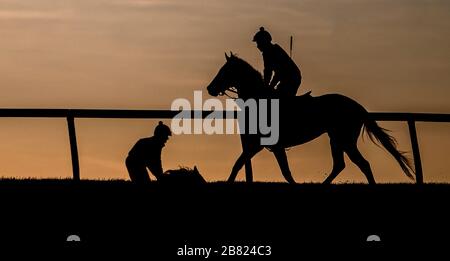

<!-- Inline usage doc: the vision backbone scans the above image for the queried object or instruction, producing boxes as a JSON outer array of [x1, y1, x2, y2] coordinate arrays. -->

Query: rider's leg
[[276, 77, 301, 97], [273, 148, 296, 184], [126, 157, 151, 184]]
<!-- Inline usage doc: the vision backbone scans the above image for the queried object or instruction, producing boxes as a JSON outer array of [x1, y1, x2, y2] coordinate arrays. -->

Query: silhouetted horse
[[207, 53, 415, 184]]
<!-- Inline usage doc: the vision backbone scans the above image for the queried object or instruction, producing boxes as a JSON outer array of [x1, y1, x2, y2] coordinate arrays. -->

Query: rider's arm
[[269, 73, 281, 89], [263, 67, 272, 88], [147, 159, 163, 180], [263, 54, 273, 88]]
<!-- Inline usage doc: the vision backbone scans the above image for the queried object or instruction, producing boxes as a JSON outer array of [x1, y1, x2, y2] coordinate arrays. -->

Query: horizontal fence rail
[[0, 109, 449, 183]]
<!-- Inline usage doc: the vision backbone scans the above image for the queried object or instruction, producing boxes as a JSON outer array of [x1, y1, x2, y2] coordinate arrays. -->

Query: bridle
[[219, 87, 239, 99]]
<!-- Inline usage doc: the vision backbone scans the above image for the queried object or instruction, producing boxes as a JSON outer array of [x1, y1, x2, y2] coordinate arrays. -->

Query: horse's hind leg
[[345, 144, 376, 185], [273, 148, 296, 184], [323, 139, 345, 184]]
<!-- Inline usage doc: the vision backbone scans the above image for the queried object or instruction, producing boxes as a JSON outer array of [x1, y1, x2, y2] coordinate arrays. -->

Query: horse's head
[[207, 52, 264, 99], [207, 52, 238, 97]]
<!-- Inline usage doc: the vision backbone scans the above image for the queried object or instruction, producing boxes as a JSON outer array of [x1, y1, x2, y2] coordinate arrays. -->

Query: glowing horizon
[[0, 0, 449, 183]]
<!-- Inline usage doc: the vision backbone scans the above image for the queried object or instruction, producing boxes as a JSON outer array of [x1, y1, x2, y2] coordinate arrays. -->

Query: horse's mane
[[230, 55, 264, 87]]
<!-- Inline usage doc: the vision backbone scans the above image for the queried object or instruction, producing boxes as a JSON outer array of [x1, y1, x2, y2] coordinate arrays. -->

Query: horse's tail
[[363, 118, 415, 180]]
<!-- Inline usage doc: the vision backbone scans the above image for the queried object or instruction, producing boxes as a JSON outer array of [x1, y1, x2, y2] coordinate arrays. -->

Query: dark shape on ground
[[0, 180, 447, 252], [159, 166, 206, 185]]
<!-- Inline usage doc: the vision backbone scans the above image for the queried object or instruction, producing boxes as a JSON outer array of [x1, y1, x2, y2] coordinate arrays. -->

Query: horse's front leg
[[228, 145, 263, 183], [272, 148, 296, 184]]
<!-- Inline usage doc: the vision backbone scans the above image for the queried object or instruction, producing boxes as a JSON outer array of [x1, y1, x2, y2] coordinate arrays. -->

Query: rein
[[220, 87, 239, 99]]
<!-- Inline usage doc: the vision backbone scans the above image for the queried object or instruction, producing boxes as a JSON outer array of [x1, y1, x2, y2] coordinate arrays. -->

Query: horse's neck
[[237, 76, 266, 99]]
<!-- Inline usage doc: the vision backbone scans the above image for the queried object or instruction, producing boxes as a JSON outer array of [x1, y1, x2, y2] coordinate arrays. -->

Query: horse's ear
[[230, 51, 234, 57], [193, 166, 199, 175], [225, 52, 230, 61]]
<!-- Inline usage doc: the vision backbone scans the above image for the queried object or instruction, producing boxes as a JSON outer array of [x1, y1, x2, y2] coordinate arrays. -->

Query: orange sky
[[0, 0, 449, 183]]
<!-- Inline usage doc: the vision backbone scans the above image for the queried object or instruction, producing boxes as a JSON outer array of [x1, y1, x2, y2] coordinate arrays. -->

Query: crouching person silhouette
[[126, 121, 172, 184]]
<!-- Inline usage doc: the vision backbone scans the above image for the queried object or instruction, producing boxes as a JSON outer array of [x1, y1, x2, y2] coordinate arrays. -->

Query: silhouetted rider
[[126, 121, 172, 184], [253, 27, 302, 98]]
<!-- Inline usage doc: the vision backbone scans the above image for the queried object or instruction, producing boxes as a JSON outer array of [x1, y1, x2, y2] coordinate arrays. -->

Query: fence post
[[407, 120, 423, 184], [240, 134, 254, 183], [67, 113, 80, 181]]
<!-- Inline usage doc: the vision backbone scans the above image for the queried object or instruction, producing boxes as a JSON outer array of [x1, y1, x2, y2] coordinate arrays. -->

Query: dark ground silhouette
[[159, 166, 206, 184], [0, 179, 448, 255]]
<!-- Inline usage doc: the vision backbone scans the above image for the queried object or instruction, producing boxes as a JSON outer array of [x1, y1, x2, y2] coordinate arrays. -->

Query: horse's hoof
[[322, 179, 332, 185]]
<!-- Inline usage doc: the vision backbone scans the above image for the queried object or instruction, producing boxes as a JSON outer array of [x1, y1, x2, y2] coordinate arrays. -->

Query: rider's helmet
[[154, 121, 172, 137], [253, 27, 272, 43]]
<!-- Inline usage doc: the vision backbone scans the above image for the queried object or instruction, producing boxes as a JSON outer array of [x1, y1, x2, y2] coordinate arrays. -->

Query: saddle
[[297, 90, 312, 100], [281, 90, 313, 108], [266, 90, 312, 100], [300, 90, 312, 97]]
